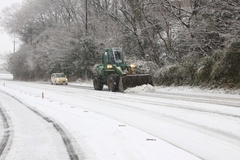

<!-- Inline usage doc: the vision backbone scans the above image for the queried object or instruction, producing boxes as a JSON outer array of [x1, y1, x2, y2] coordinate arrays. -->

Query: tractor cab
[[103, 48, 124, 66]]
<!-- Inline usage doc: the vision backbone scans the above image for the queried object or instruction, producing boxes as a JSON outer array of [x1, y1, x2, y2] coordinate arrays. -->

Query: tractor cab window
[[108, 51, 115, 64], [106, 49, 123, 64], [113, 51, 123, 63]]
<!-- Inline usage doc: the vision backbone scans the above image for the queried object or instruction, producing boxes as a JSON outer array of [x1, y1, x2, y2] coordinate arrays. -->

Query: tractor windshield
[[108, 51, 115, 64], [106, 49, 123, 64], [113, 51, 123, 63]]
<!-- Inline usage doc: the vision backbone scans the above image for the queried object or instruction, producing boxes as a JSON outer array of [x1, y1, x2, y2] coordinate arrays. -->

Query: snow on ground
[[0, 82, 201, 160], [125, 84, 156, 93], [70, 80, 240, 96], [1, 73, 240, 95], [0, 92, 69, 160], [70, 77, 240, 95], [156, 85, 240, 95], [0, 74, 13, 80], [0, 74, 240, 160]]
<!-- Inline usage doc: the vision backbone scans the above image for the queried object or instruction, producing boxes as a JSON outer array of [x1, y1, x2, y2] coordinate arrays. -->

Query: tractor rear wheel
[[93, 75, 103, 90], [107, 74, 119, 92]]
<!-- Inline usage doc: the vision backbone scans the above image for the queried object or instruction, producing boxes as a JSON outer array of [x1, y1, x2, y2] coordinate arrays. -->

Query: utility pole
[[85, 0, 88, 34], [13, 37, 16, 54]]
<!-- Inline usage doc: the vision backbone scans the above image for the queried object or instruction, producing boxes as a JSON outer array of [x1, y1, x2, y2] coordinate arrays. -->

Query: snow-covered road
[[0, 74, 240, 160]]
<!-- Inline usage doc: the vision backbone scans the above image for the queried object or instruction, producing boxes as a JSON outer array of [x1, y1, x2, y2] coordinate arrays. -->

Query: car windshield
[[56, 73, 65, 77]]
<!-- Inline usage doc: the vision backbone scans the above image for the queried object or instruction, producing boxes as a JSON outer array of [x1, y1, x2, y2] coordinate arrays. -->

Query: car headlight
[[107, 64, 113, 69]]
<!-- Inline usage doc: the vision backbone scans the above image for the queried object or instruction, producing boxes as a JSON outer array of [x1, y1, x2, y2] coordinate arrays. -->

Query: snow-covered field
[[0, 74, 240, 160]]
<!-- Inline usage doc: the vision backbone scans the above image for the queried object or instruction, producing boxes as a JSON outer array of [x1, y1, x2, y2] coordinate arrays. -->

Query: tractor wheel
[[93, 75, 103, 90], [107, 74, 119, 92]]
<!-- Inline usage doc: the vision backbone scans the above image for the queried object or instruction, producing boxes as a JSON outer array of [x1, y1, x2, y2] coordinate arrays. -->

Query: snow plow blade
[[118, 74, 153, 92]]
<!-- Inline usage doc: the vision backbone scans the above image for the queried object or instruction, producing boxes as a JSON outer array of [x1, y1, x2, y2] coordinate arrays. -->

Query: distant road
[[0, 73, 13, 81]]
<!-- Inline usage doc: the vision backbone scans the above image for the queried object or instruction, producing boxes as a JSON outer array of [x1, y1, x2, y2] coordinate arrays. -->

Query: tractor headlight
[[107, 64, 113, 69], [130, 64, 136, 68]]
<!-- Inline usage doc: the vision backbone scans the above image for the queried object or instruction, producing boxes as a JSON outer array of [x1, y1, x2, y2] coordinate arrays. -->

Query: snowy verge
[[155, 85, 240, 95], [70, 79, 240, 95]]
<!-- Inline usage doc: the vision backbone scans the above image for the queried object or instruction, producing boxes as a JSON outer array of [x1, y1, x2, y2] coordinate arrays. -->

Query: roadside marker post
[[42, 92, 44, 99]]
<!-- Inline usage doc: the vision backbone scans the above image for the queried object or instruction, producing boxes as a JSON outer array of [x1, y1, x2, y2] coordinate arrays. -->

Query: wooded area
[[1, 0, 240, 88]]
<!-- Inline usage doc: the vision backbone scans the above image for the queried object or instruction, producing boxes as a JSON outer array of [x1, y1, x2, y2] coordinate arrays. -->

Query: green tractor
[[93, 48, 153, 92]]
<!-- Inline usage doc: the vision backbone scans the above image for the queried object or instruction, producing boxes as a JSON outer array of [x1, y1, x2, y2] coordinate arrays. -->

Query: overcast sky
[[0, 0, 23, 55]]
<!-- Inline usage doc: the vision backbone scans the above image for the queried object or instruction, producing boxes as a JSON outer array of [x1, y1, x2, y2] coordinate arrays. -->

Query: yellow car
[[51, 73, 68, 85]]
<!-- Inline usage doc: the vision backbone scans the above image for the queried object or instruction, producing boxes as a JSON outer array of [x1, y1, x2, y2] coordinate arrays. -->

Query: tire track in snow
[[92, 92, 240, 118], [1, 91, 79, 160], [80, 92, 240, 156], [55, 83, 240, 118], [0, 107, 11, 158], [107, 91, 240, 140], [151, 91, 240, 108]]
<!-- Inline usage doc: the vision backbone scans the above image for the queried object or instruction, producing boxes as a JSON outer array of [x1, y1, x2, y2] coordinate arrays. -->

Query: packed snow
[[0, 74, 240, 160], [125, 84, 156, 93]]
